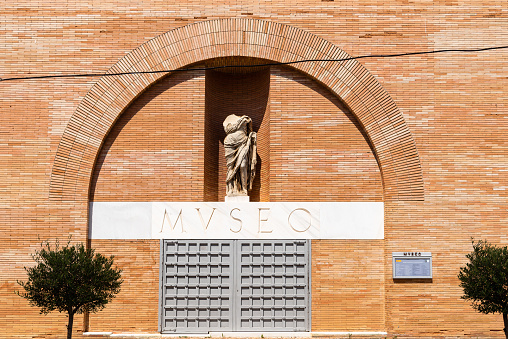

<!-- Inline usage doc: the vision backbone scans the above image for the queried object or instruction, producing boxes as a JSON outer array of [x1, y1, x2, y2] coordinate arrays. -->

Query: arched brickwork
[[49, 18, 424, 201]]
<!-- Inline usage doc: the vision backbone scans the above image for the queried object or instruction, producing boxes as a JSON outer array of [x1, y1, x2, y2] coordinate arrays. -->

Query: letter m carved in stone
[[159, 209, 184, 233]]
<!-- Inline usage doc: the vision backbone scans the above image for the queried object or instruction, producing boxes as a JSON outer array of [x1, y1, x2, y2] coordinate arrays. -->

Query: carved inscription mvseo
[[155, 203, 316, 239]]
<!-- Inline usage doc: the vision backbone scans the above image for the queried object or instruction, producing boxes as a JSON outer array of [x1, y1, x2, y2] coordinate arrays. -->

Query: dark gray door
[[160, 240, 310, 333]]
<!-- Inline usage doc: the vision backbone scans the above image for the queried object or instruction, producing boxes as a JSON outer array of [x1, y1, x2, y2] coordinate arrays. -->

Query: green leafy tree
[[458, 239, 508, 339], [17, 240, 123, 339]]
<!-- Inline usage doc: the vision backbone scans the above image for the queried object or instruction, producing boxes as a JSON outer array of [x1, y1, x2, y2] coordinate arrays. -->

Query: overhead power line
[[1, 45, 507, 82]]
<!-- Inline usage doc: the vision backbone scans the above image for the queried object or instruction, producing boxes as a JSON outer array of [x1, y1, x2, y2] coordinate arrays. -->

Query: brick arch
[[49, 18, 424, 201]]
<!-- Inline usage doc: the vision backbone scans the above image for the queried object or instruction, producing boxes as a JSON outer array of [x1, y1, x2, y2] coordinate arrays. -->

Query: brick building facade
[[1, 1, 507, 338]]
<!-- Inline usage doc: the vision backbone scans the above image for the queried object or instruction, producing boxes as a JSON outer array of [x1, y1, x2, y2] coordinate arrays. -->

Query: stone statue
[[223, 114, 257, 196]]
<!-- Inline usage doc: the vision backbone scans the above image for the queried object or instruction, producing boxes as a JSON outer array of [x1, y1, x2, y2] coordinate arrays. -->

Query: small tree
[[17, 240, 123, 339], [458, 239, 508, 339]]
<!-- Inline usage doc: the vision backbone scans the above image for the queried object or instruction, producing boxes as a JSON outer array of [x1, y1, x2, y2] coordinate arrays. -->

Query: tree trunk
[[503, 312, 508, 339], [67, 311, 74, 339]]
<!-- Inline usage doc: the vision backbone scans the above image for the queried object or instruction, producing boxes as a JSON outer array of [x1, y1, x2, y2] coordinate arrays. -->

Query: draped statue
[[223, 115, 257, 196]]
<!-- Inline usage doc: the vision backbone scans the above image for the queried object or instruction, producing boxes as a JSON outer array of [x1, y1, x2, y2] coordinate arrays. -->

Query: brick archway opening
[[49, 18, 424, 202]]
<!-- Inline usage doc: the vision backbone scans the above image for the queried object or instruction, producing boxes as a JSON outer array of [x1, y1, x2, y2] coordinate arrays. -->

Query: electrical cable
[[1, 45, 507, 82]]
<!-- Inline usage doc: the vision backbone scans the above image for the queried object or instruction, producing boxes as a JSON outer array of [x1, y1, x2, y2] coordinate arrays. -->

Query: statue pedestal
[[225, 195, 250, 202]]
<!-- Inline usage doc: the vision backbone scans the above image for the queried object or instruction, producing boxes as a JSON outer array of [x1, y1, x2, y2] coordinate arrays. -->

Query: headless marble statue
[[223, 114, 257, 196]]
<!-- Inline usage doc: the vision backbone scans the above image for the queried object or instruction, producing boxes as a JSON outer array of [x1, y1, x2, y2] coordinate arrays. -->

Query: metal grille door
[[160, 241, 234, 332], [161, 240, 310, 333], [237, 240, 309, 331]]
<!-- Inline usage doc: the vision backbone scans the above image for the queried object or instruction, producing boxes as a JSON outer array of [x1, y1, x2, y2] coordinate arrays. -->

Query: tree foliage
[[458, 239, 508, 314], [17, 240, 123, 339], [458, 239, 508, 339]]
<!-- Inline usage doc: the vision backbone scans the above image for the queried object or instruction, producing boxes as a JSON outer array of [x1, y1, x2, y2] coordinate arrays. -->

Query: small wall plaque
[[392, 252, 432, 279]]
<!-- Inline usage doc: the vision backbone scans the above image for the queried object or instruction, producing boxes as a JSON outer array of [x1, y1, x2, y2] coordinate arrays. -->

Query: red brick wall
[[2, 2, 507, 338], [269, 66, 383, 202], [312, 240, 385, 331], [90, 70, 206, 202], [88, 240, 160, 333]]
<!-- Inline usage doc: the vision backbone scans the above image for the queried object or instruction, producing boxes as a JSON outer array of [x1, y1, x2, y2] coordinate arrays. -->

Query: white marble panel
[[89, 202, 152, 239], [320, 202, 384, 239], [89, 202, 384, 240]]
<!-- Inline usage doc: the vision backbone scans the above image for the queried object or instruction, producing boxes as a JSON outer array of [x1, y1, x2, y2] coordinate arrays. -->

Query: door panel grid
[[237, 241, 309, 331], [161, 240, 310, 333], [161, 241, 234, 332]]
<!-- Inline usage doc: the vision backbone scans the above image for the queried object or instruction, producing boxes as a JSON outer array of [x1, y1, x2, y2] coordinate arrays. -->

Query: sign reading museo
[[89, 202, 384, 240]]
